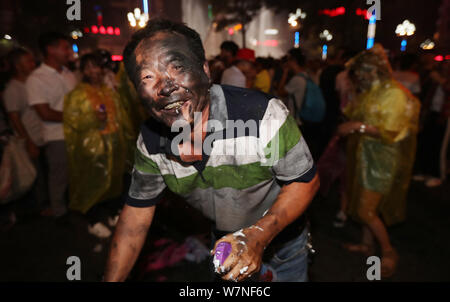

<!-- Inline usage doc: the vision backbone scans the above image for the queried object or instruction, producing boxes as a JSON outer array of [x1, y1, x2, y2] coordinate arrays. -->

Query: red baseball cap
[[235, 48, 255, 62]]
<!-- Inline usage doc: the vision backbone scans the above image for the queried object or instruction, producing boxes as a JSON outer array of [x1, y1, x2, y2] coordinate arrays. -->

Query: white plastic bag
[[0, 136, 36, 204]]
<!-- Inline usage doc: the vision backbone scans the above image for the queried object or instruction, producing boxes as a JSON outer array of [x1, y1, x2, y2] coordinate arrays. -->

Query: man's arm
[[32, 104, 63, 122], [104, 204, 155, 281], [214, 173, 320, 281], [249, 173, 319, 247]]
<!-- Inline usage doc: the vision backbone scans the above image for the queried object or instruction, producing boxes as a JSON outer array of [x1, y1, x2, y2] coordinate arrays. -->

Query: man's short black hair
[[288, 48, 306, 67], [38, 32, 70, 57], [123, 18, 206, 86], [220, 41, 239, 57]]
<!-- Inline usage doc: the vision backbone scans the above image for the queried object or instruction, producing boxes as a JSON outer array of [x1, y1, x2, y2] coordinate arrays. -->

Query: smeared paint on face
[[133, 32, 211, 127]]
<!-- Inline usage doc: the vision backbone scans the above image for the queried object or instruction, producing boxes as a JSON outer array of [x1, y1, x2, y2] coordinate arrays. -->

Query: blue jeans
[[262, 227, 309, 282]]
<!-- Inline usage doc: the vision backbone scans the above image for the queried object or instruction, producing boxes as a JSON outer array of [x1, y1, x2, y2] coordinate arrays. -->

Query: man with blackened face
[[134, 31, 211, 127], [105, 19, 319, 283]]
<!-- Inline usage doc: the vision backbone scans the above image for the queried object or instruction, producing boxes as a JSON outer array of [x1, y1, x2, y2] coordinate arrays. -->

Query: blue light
[[367, 38, 374, 49], [143, 0, 149, 14], [322, 44, 328, 60], [294, 32, 300, 47], [401, 39, 407, 52], [369, 9, 376, 24], [72, 44, 78, 53], [366, 9, 376, 49]]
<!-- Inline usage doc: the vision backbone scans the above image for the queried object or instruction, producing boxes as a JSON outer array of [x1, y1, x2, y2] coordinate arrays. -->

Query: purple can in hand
[[214, 242, 232, 266]]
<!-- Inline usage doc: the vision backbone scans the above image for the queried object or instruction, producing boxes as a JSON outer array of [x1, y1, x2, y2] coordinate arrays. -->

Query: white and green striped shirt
[[127, 84, 315, 232]]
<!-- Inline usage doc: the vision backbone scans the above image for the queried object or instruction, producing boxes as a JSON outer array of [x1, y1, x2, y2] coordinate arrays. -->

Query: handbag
[[0, 136, 37, 204]]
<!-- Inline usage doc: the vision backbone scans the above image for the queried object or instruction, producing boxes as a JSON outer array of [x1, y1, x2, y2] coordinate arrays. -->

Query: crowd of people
[[206, 40, 449, 277], [0, 32, 147, 238], [0, 18, 449, 281]]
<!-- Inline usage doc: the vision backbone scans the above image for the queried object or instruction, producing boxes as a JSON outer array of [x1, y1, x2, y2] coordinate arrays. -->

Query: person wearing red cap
[[221, 48, 256, 89]]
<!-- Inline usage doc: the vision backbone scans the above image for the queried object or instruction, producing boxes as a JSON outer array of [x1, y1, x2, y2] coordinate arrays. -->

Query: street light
[[420, 39, 435, 50], [396, 20, 416, 52], [320, 29, 333, 41], [128, 7, 149, 28], [288, 8, 306, 47], [319, 30, 332, 60], [288, 8, 306, 28], [366, 12, 376, 49]]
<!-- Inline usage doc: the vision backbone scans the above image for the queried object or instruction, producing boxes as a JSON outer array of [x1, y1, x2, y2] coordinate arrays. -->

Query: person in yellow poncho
[[115, 62, 148, 165], [63, 53, 128, 217], [336, 44, 420, 278]]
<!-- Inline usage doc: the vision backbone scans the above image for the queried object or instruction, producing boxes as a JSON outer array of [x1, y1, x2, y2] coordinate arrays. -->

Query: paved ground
[[0, 179, 449, 282]]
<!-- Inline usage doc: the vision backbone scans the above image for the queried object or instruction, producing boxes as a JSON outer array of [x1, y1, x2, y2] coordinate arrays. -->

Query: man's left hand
[[212, 227, 267, 282]]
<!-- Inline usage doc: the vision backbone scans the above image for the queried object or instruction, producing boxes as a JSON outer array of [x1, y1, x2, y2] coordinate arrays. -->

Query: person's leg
[[31, 148, 48, 212], [357, 189, 398, 277], [45, 140, 68, 217], [357, 190, 391, 250], [334, 148, 348, 227]]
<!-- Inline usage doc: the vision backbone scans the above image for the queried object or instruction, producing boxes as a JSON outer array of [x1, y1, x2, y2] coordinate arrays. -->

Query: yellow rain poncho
[[343, 44, 421, 226], [115, 62, 148, 165], [63, 83, 129, 214], [344, 80, 420, 226], [116, 63, 148, 136]]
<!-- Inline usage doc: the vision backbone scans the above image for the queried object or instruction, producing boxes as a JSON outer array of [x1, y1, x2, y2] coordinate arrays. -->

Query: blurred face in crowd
[[349, 64, 379, 92], [286, 55, 299, 71], [16, 53, 36, 77], [220, 49, 233, 65], [237, 60, 255, 79], [82, 60, 103, 85], [133, 32, 211, 128], [47, 39, 73, 66]]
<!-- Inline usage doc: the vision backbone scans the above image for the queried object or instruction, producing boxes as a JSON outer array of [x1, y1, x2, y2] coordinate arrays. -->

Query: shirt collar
[[209, 84, 228, 132]]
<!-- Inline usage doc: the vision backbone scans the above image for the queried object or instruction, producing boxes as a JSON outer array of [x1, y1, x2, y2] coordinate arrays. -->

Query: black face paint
[[133, 32, 211, 128]]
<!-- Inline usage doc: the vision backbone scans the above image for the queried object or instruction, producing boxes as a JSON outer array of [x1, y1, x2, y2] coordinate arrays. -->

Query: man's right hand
[[104, 204, 155, 282]]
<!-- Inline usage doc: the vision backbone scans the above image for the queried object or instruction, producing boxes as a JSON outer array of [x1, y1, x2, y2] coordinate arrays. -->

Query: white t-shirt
[[26, 64, 77, 142], [285, 74, 307, 125], [3, 79, 45, 146], [221, 66, 246, 88]]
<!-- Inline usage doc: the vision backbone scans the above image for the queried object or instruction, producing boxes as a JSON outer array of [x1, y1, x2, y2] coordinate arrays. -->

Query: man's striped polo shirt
[[127, 84, 316, 232]]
